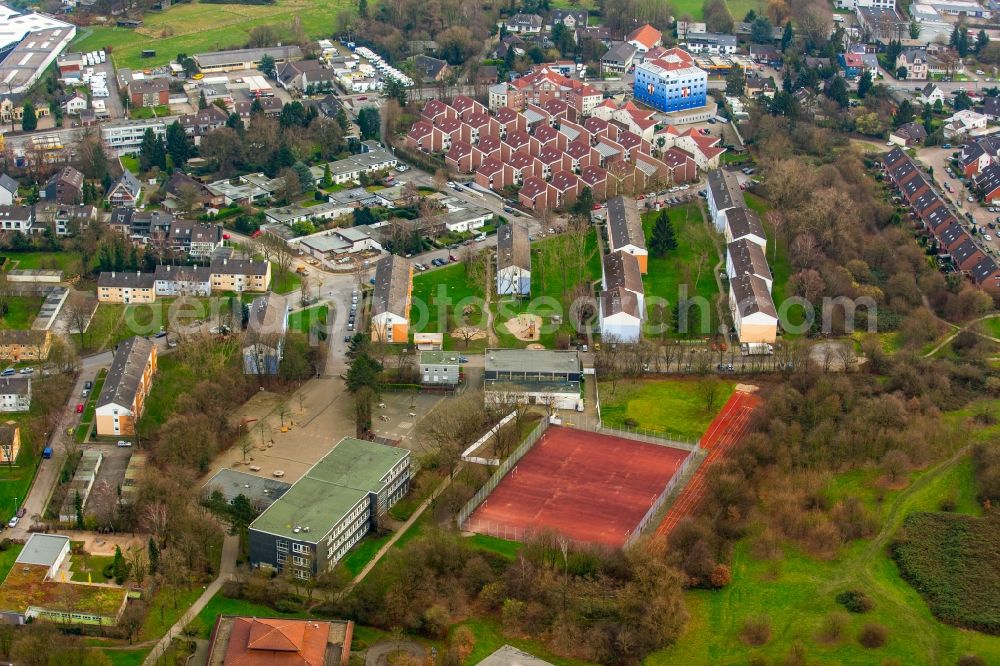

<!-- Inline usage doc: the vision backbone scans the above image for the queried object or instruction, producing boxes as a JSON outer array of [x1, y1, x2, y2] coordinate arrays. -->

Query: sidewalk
[[142, 533, 239, 666]]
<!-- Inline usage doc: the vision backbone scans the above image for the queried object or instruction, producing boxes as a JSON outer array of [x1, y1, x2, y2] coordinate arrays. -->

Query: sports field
[[465, 426, 691, 547], [73, 0, 352, 70], [656, 388, 760, 536]]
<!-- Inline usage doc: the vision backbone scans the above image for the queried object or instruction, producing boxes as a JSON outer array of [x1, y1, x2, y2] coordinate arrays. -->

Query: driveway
[[915, 145, 1000, 252]]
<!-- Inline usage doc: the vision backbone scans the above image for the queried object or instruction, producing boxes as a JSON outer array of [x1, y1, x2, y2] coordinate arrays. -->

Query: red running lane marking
[[655, 391, 760, 537]]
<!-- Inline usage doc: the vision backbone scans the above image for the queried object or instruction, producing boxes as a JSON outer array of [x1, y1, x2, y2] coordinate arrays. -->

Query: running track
[[655, 390, 761, 537]]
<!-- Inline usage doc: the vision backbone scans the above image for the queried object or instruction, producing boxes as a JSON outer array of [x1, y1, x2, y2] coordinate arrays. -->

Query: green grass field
[[0, 440, 39, 525], [0, 545, 24, 582], [189, 591, 311, 639], [666, 0, 765, 20], [649, 451, 1000, 665], [73, 0, 352, 70], [411, 262, 481, 336], [287, 305, 328, 335], [99, 648, 151, 666], [641, 204, 719, 338], [1, 251, 85, 275], [139, 585, 204, 641], [140, 344, 239, 429], [271, 267, 303, 295], [465, 534, 523, 559], [0, 296, 42, 330], [69, 553, 116, 583], [341, 532, 392, 576], [598, 378, 734, 442]]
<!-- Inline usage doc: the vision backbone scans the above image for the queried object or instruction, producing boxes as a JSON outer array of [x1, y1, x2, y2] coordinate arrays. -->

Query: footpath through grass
[[648, 447, 1000, 665], [598, 378, 734, 442]]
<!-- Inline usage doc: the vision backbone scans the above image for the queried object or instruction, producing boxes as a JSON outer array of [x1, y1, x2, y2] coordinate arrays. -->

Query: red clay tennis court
[[464, 426, 691, 547]]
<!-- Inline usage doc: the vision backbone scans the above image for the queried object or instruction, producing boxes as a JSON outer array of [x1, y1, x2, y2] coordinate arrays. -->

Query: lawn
[[287, 305, 329, 335], [81, 303, 126, 354], [666, 0, 764, 20], [271, 266, 303, 295], [979, 315, 1000, 339], [189, 591, 311, 639], [341, 533, 392, 576], [465, 534, 523, 559], [139, 585, 204, 641], [73, 0, 353, 70], [100, 649, 151, 666], [119, 155, 141, 174], [641, 204, 720, 338], [129, 105, 170, 120], [140, 344, 240, 430], [598, 378, 734, 443], [0, 544, 23, 582], [0, 296, 42, 330], [648, 450, 1000, 665], [454, 617, 597, 666], [69, 553, 116, 583], [494, 228, 603, 348], [411, 262, 482, 336], [1, 251, 84, 275], [0, 442, 39, 525]]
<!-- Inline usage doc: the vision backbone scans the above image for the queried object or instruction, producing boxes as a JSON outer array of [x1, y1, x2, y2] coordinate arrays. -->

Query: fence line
[[561, 414, 701, 451], [462, 517, 597, 550], [623, 446, 705, 547], [460, 410, 517, 466], [456, 417, 550, 529]]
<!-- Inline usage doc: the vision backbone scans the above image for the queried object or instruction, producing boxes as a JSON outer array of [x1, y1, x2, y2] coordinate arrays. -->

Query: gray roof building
[[602, 250, 643, 294], [16, 534, 70, 569], [725, 206, 765, 242], [202, 468, 292, 509], [496, 223, 531, 271], [728, 238, 772, 283], [372, 255, 411, 318], [97, 336, 155, 411], [97, 271, 155, 289], [605, 196, 646, 252], [731, 273, 777, 319]]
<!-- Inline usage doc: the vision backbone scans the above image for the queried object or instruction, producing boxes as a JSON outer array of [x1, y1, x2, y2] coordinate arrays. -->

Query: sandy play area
[[504, 314, 542, 341]]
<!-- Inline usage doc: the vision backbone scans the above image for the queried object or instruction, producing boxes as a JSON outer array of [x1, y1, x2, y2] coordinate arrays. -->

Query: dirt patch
[[451, 326, 486, 341], [526, 343, 546, 350], [503, 313, 542, 341]]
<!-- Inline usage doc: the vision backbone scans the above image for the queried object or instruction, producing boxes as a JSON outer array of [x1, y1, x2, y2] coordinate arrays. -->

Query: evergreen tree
[[781, 21, 794, 51], [148, 538, 159, 575], [335, 106, 350, 130], [74, 491, 84, 529], [358, 0, 368, 18], [825, 75, 849, 108], [570, 186, 594, 219], [165, 120, 191, 167], [323, 163, 333, 188], [226, 112, 244, 132], [250, 97, 264, 116], [21, 101, 36, 132], [649, 210, 677, 257], [977, 29, 990, 54], [139, 127, 166, 171], [725, 67, 745, 96], [384, 77, 407, 106], [893, 99, 914, 128], [198, 90, 207, 110], [358, 107, 380, 140], [782, 69, 792, 93], [857, 70, 873, 98], [112, 545, 128, 584], [259, 54, 277, 79]]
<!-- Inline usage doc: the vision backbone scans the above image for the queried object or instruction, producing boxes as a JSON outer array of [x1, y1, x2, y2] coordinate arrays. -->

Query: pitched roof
[[731, 273, 777, 319], [109, 169, 142, 198], [728, 238, 772, 283], [98, 271, 155, 289], [548, 170, 579, 192], [0, 174, 17, 194], [603, 250, 643, 294], [725, 206, 765, 241], [371, 255, 411, 318], [413, 54, 449, 80], [627, 23, 662, 49], [0, 376, 30, 397], [519, 175, 548, 199], [976, 163, 1000, 194], [97, 336, 154, 410], [706, 168, 744, 212], [605, 196, 645, 252], [601, 285, 641, 319], [497, 222, 531, 271], [222, 617, 332, 666]]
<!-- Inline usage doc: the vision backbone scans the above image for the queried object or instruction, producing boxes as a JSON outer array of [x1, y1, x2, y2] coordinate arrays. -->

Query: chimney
[[111, 271, 116, 278]]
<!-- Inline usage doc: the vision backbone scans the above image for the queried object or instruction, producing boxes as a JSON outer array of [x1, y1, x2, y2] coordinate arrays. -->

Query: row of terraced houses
[[884, 147, 1000, 290], [405, 69, 724, 211]]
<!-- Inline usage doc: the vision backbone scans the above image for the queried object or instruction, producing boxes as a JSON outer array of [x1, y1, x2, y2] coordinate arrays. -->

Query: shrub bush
[[836, 589, 874, 613], [0, 539, 11, 552], [816, 611, 850, 644], [102, 563, 115, 580], [274, 598, 303, 613], [957, 655, 987, 666], [740, 614, 771, 646], [857, 622, 888, 648]]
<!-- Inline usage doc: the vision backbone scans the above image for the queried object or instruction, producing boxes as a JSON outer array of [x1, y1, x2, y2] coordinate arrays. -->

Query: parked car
[[84, 380, 93, 390], [117, 440, 132, 447], [0, 368, 14, 377], [7, 517, 17, 529], [82, 389, 89, 398], [18, 368, 32, 375], [76, 403, 84, 413]]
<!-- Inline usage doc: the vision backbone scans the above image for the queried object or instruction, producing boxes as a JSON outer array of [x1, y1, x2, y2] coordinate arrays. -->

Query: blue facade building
[[633, 47, 707, 113]]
